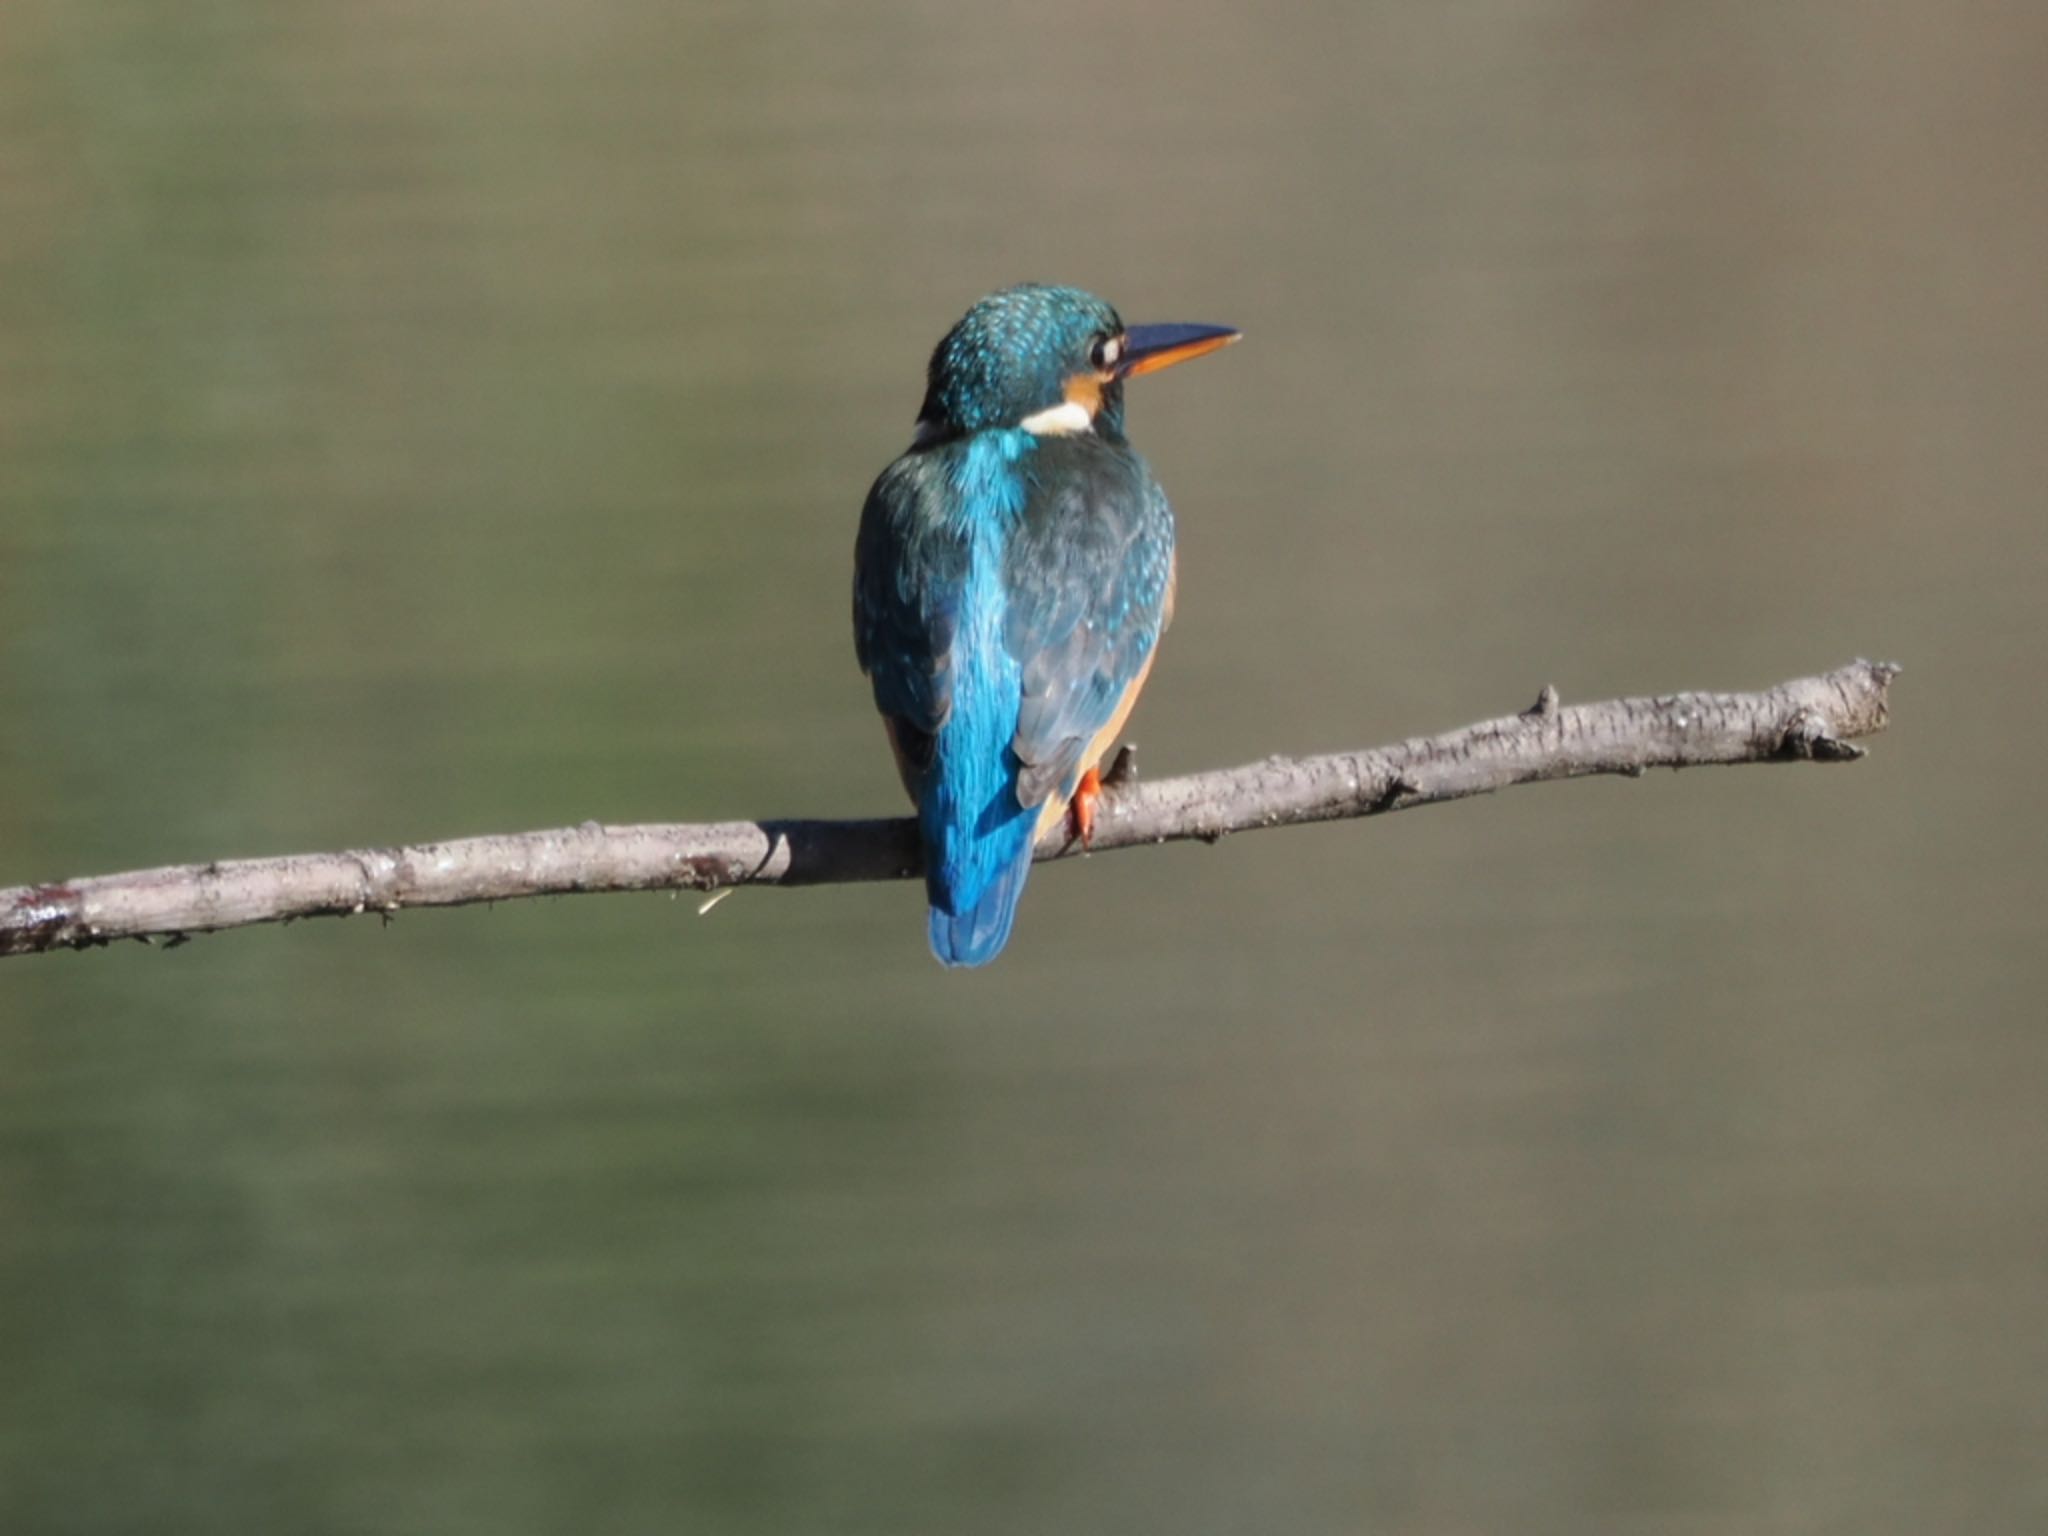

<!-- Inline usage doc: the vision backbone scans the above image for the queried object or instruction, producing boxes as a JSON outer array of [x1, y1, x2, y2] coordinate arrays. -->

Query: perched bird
[[854, 284, 1238, 967]]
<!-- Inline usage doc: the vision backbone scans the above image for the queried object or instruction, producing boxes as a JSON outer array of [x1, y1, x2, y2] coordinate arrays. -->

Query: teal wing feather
[[1003, 437, 1175, 807], [853, 453, 964, 772]]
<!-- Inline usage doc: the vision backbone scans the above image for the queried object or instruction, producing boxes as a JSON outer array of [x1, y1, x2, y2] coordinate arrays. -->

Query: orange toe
[[1068, 767, 1103, 848]]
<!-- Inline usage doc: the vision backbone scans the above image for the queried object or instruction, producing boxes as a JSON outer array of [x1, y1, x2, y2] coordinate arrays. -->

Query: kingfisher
[[853, 283, 1239, 967]]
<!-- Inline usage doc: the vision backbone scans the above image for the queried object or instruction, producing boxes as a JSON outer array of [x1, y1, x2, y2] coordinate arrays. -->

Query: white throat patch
[[1017, 400, 1095, 436]]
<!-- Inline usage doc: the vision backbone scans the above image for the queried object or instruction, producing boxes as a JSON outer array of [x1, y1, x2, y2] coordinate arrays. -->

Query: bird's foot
[[1066, 767, 1103, 849]]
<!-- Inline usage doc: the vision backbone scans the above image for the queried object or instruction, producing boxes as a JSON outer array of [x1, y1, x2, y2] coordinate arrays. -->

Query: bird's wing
[[1002, 442, 1175, 808], [853, 454, 965, 771]]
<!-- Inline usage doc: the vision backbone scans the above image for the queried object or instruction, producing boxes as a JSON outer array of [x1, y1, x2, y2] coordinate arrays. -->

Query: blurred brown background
[[2, 4, 2044, 1533]]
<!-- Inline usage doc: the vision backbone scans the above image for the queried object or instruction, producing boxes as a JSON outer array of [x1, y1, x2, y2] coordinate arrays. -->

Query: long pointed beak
[[1118, 321, 1241, 379]]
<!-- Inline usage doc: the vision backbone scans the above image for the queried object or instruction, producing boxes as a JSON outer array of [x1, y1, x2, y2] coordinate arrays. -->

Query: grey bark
[[0, 660, 1899, 958]]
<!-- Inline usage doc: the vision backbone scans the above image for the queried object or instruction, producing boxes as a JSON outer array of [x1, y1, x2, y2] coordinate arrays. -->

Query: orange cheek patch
[[1063, 373, 1104, 417]]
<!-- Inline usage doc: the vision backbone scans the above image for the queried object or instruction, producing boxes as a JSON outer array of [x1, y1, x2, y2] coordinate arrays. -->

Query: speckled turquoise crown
[[919, 284, 1124, 434]]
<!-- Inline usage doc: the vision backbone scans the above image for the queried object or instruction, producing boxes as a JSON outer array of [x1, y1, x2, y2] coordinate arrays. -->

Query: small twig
[[0, 660, 1899, 959]]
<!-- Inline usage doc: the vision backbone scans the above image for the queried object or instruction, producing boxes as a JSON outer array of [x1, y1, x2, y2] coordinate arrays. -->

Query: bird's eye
[[1090, 334, 1124, 373]]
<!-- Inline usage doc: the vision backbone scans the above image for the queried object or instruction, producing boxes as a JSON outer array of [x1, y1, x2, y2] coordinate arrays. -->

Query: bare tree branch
[[0, 660, 1899, 959]]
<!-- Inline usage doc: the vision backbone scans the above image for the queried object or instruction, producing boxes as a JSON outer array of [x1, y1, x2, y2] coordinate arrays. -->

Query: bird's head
[[914, 283, 1237, 445]]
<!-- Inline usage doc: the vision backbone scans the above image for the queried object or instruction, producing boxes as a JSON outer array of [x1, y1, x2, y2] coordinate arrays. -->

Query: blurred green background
[[3, 3, 2045, 1532]]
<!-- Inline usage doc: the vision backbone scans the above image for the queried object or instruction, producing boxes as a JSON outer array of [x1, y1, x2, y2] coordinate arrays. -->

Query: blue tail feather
[[925, 818, 1036, 967]]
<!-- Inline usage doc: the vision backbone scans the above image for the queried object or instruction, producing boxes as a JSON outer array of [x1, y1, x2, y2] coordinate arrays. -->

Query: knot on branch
[[1, 885, 88, 956], [1369, 773, 1421, 814], [1776, 707, 1865, 762]]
